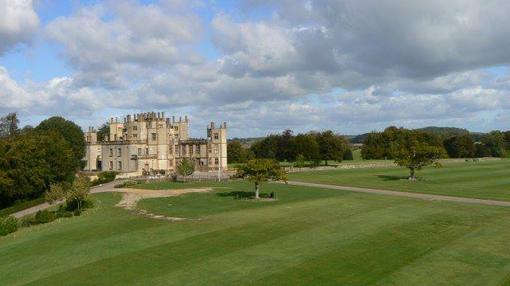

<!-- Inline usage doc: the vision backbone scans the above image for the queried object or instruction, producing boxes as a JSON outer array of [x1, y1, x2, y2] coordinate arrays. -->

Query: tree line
[[228, 130, 352, 165], [361, 126, 510, 160], [0, 113, 85, 209]]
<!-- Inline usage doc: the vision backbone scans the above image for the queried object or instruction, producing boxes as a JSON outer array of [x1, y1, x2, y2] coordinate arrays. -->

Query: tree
[[504, 131, 510, 151], [393, 131, 446, 180], [236, 159, 287, 199], [294, 154, 306, 167], [444, 135, 475, 158], [66, 175, 90, 211], [482, 131, 506, 157], [0, 112, 19, 138], [176, 159, 195, 182], [227, 141, 253, 163], [293, 133, 320, 163], [35, 116, 85, 169], [316, 130, 349, 165], [96, 122, 110, 142], [45, 183, 66, 204], [0, 131, 75, 208], [250, 135, 279, 159]]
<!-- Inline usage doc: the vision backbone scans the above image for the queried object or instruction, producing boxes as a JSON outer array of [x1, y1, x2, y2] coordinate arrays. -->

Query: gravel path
[[285, 181, 510, 207]]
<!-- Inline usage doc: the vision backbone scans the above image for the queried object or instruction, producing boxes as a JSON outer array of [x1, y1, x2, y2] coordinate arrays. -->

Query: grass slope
[[289, 159, 510, 201], [2, 181, 510, 285]]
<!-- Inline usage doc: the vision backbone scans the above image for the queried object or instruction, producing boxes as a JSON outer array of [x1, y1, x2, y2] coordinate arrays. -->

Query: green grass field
[[2, 176, 510, 285], [289, 159, 510, 201]]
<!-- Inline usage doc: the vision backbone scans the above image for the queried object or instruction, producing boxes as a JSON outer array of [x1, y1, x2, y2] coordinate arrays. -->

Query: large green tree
[[236, 159, 287, 199], [35, 116, 85, 169], [393, 130, 446, 180], [0, 131, 75, 207]]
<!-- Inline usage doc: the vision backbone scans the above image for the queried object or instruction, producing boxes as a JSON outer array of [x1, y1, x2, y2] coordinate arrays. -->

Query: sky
[[1, 0, 509, 138]]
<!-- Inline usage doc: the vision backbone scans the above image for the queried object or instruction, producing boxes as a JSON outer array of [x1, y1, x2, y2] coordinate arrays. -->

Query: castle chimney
[[223, 122, 227, 128], [185, 115, 188, 122], [210, 122, 215, 129], [172, 116, 175, 123], [179, 116, 182, 122], [161, 112, 165, 118]]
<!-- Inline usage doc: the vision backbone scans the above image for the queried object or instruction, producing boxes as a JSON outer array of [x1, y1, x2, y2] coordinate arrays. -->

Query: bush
[[0, 216, 19, 236], [91, 171, 118, 186], [66, 198, 93, 212], [34, 210, 56, 224]]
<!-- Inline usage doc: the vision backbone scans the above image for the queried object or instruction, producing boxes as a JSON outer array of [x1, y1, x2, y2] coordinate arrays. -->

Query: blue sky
[[0, 0, 509, 137]]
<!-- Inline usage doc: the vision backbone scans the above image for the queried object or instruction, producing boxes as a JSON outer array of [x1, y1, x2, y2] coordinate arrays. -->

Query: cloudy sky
[[1, 0, 509, 137]]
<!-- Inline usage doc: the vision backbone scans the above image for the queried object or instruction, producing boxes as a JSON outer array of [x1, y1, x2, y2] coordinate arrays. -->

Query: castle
[[83, 112, 227, 176]]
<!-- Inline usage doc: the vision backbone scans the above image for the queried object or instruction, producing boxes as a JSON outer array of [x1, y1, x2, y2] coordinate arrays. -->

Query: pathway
[[285, 181, 510, 207]]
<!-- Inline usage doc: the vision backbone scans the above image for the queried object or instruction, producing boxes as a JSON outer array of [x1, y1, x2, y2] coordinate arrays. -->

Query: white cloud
[[0, 0, 39, 54]]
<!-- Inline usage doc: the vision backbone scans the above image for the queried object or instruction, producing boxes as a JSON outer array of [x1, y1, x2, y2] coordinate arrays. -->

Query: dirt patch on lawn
[[114, 187, 213, 221]]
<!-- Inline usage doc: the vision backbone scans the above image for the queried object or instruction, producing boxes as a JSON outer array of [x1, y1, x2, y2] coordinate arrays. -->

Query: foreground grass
[[3, 180, 510, 285], [289, 159, 510, 201]]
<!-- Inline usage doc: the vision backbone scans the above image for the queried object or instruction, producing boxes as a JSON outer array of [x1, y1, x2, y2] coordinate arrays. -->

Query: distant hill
[[348, 126, 482, 144], [228, 137, 264, 148], [414, 126, 470, 139]]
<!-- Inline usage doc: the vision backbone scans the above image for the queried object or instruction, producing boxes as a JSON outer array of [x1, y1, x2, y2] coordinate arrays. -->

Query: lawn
[[289, 159, 510, 201], [3, 180, 510, 285]]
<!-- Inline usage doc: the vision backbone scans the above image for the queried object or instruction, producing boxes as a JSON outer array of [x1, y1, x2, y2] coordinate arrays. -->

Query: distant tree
[[96, 122, 110, 142], [443, 135, 475, 158], [294, 154, 306, 167], [236, 159, 287, 199], [227, 141, 254, 163], [504, 131, 510, 151], [361, 132, 386, 159], [316, 130, 349, 165], [35, 116, 85, 169], [393, 130, 446, 180], [277, 129, 295, 161], [250, 135, 279, 159], [343, 149, 354, 160], [293, 133, 320, 163], [0, 112, 19, 138], [176, 159, 195, 182], [481, 131, 506, 157], [475, 143, 491, 158]]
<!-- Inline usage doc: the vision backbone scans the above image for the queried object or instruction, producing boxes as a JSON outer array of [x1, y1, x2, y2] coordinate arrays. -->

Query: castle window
[[146, 148, 149, 155], [138, 148, 142, 156], [214, 133, 219, 140], [109, 148, 113, 157], [133, 134, 137, 138], [215, 158, 219, 165], [151, 133, 157, 141], [109, 161, 113, 170], [133, 126, 137, 130], [118, 161, 122, 170], [118, 148, 122, 157]]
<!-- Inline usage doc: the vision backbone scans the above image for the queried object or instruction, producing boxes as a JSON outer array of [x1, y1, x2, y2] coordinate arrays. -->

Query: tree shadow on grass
[[216, 191, 274, 200], [377, 175, 409, 181]]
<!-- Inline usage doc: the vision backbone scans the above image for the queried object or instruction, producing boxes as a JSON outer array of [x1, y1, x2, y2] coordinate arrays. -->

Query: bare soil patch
[[114, 187, 213, 221]]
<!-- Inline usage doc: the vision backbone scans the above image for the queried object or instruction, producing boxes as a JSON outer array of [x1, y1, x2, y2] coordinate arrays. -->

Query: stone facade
[[83, 112, 227, 176]]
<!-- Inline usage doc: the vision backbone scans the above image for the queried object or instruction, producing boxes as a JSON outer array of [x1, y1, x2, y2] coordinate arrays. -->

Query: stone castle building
[[83, 112, 227, 176]]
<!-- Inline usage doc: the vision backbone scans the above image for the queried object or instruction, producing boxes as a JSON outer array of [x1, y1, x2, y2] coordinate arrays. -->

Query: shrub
[[34, 210, 56, 224], [0, 216, 19, 236], [91, 171, 118, 186]]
